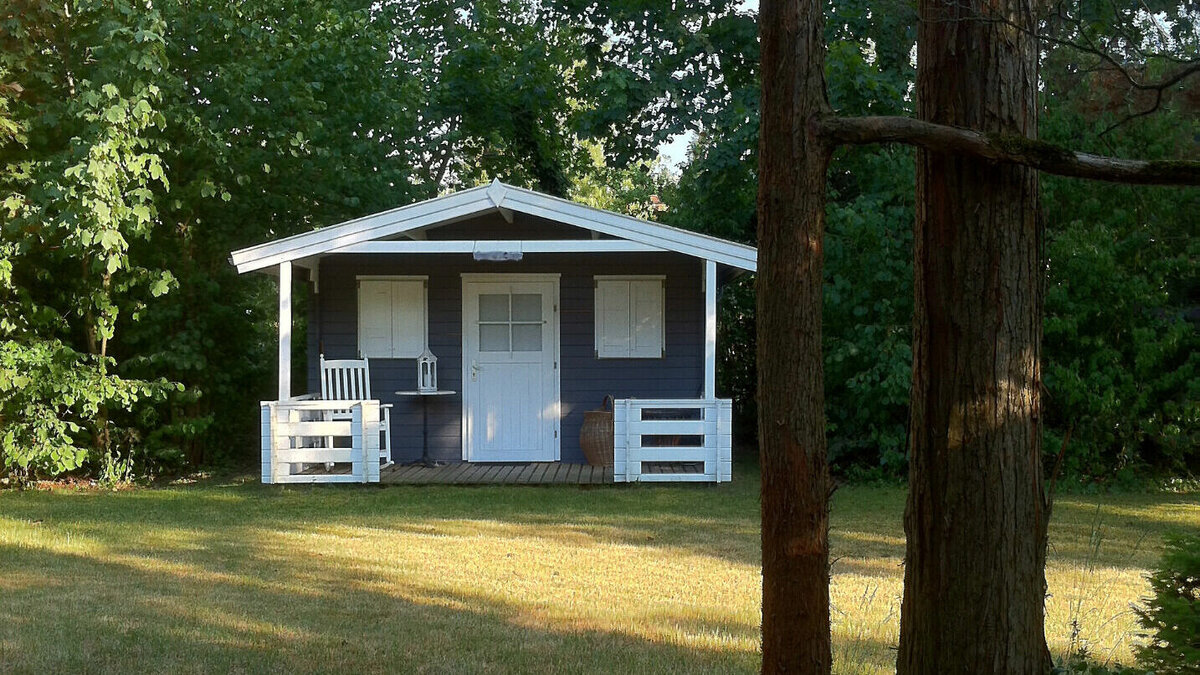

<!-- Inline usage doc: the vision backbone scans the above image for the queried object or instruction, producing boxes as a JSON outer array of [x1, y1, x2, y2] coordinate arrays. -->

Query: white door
[[463, 277, 559, 461]]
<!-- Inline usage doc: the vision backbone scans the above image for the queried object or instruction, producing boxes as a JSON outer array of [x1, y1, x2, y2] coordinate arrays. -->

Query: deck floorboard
[[299, 461, 675, 484], [396, 462, 609, 485]]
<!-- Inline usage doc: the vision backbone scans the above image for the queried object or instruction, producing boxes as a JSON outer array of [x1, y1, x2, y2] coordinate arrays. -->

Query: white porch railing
[[260, 397, 382, 484], [613, 398, 732, 483]]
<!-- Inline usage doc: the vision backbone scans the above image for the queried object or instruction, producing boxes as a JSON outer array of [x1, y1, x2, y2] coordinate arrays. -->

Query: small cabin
[[230, 180, 756, 484]]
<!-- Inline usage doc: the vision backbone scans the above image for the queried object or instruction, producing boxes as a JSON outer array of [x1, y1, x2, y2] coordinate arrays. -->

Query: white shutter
[[358, 280, 393, 358], [391, 280, 426, 357], [595, 277, 664, 359], [595, 280, 631, 357], [630, 279, 664, 358]]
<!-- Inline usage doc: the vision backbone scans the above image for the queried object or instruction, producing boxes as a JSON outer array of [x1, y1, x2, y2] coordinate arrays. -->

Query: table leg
[[421, 396, 432, 467]]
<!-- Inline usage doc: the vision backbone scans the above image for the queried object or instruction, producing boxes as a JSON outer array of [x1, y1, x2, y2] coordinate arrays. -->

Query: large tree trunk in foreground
[[898, 0, 1051, 671], [756, 0, 833, 671]]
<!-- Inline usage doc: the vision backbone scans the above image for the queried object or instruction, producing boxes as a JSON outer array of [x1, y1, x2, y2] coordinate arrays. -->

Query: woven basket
[[580, 395, 615, 467]]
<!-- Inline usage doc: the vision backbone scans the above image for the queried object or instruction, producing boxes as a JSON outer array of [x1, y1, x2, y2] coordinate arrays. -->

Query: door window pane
[[511, 294, 542, 322], [479, 324, 509, 351], [511, 324, 542, 351], [479, 294, 509, 322]]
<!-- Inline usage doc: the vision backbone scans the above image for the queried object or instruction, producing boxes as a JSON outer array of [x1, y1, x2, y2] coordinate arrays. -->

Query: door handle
[[471, 361, 480, 381]]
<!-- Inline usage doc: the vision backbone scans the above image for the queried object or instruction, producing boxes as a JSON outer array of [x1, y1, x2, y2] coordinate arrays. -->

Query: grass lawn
[[1, 470, 1195, 674]]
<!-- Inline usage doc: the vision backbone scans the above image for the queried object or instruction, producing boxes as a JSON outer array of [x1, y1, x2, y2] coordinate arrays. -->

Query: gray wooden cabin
[[230, 180, 757, 484]]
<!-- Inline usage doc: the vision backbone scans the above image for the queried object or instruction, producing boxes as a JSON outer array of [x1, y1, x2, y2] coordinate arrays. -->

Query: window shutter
[[630, 279, 664, 358], [594, 277, 664, 359], [358, 280, 393, 358], [390, 280, 426, 357], [595, 280, 631, 357]]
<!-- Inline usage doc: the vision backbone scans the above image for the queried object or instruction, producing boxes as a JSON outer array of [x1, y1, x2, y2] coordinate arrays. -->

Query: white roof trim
[[230, 179, 757, 273]]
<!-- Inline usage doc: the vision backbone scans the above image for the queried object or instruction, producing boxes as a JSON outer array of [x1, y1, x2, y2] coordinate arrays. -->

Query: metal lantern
[[417, 348, 438, 393]]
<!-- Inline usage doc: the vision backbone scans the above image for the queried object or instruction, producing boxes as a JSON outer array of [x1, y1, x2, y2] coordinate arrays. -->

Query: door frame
[[460, 273, 561, 462]]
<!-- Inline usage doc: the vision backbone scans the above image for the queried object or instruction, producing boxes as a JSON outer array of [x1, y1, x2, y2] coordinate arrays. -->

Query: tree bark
[[756, 0, 834, 672], [897, 0, 1051, 672]]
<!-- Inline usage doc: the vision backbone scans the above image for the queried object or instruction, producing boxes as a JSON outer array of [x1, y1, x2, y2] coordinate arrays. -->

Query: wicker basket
[[580, 395, 615, 467]]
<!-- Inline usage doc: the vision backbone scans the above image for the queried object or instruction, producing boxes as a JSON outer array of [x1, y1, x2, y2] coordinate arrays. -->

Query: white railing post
[[362, 401, 381, 483], [351, 404, 365, 483], [613, 402, 626, 482], [716, 399, 732, 482], [625, 398, 636, 482], [285, 406, 301, 478], [261, 403, 274, 484]]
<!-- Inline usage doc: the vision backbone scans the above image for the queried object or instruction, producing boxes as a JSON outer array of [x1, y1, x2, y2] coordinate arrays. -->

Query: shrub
[[1134, 534, 1200, 673]]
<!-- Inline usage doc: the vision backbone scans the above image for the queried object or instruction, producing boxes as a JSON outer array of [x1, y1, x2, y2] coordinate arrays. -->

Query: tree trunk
[[756, 0, 834, 672], [898, 0, 1051, 672]]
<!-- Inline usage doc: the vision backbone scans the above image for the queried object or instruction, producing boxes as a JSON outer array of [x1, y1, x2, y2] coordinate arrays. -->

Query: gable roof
[[229, 179, 757, 273]]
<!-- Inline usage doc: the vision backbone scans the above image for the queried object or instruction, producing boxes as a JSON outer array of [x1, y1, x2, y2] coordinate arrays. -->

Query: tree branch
[[816, 115, 1200, 186]]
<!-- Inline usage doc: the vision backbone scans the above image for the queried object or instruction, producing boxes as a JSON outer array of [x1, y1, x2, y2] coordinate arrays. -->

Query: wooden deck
[[381, 462, 612, 484], [296, 462, 612, 484], [298, 461, 712, 484]]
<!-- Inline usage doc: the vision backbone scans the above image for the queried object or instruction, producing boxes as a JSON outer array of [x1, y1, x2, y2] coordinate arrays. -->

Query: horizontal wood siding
[[311, 251, 704, 463]]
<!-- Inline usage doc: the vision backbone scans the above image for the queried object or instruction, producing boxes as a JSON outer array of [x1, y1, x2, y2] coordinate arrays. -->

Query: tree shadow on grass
[[0, 481, 765, 568], [0, 542, 762, 674], [2, 478, 1185, 580]]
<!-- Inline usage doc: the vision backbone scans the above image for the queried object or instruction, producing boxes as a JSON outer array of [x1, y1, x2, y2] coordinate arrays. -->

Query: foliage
[[1040, 37, 1200, 479], [409, 0, 591, 195], [118, 0, 431, 467], [559, 0, 758, 166], [0, 339, 160, 481], [0, 0, 179, 479], [823, 149, 914, 476], [1134, 534, 1200, 673]]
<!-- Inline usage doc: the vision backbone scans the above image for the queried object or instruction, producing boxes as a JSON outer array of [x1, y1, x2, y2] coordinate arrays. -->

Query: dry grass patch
[[0, 472, 1193, 673]]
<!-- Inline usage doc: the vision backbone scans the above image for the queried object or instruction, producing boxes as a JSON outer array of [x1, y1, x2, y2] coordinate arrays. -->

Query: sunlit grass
[[0, 471, 1194, 673]]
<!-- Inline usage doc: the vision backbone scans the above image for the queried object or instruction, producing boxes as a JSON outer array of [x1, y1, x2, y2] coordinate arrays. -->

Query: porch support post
[[278, 261, 292, 400], [704, 259, 717, 399]]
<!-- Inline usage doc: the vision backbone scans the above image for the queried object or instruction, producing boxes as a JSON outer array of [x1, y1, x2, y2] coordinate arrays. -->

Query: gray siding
[[427, 211, 594, 240], [307, 250, 705, 464]]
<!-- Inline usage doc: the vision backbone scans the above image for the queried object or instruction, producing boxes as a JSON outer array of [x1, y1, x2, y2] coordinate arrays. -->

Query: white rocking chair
[[319, 354, 393, 467]]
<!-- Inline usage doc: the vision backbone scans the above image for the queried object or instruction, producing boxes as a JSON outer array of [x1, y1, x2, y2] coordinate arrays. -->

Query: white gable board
[[230, 180, 756, 274]]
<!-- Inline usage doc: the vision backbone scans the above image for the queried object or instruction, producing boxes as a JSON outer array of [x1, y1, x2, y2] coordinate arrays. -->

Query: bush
[[1134, 534, 1200, 673], [0, 339, 179, 483]]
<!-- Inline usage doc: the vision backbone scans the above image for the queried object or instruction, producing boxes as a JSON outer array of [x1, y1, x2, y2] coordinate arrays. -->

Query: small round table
[[394, 390, 456, 467]]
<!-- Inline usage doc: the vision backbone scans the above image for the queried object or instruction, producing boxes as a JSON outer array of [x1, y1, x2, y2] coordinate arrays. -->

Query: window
[[357, 277, 427, 358], [478, 292, 544, 352], [594, 276, 664, 358]]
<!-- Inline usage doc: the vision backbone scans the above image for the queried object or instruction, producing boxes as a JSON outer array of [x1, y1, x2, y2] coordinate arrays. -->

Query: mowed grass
[[0, 470, 1195, 674]]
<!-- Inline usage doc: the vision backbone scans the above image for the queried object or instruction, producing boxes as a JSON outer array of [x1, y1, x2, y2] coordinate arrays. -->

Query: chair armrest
[[379, 403, 393, 410]]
